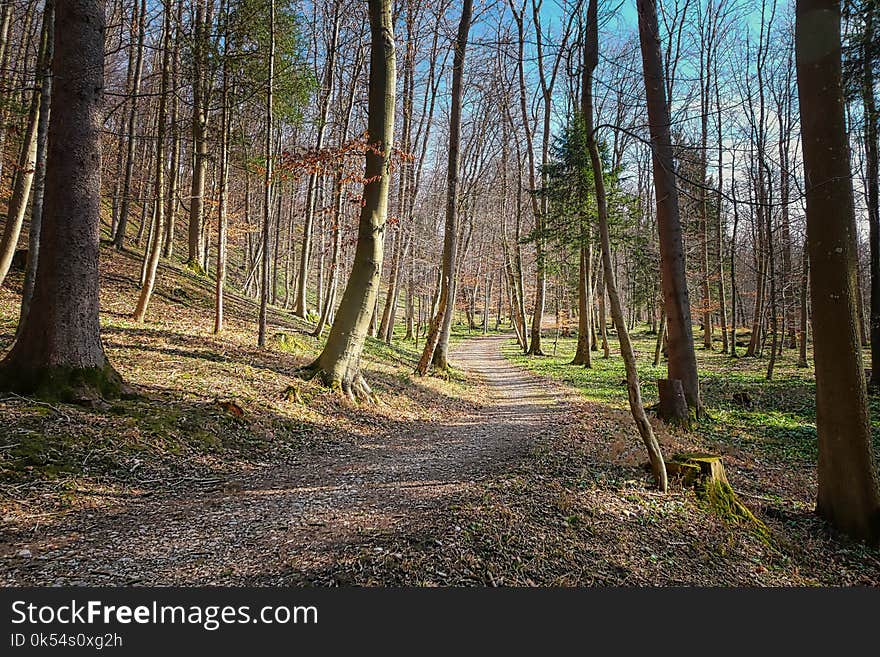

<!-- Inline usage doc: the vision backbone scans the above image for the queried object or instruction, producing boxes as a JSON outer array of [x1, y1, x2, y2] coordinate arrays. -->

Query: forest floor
[[1, 248, 880, 585]]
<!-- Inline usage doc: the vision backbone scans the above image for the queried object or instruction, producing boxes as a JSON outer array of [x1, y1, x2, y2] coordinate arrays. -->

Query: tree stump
[[657, 378, 689, 425], [668, 453, 770, 540]]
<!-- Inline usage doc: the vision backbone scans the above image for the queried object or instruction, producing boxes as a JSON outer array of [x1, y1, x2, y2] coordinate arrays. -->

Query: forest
[[0, 0, 879, 588]]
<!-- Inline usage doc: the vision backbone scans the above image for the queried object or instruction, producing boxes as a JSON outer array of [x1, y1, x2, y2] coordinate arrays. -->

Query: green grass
[[503, 326, 880, 464]]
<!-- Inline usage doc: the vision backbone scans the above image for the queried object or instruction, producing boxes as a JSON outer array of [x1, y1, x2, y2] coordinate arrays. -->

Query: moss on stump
[[669, 453, 771, 542]]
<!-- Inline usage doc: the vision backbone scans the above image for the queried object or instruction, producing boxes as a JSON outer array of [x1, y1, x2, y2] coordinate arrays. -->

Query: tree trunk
[[133, 3, 171, 324], [17, 0, 54, 333], [163, 0, 182, 259], [187, 0, 210, 270], [0, 0, 125, 401], [297, 0, 395, 401], [213, 0, 231, 334], [572, 235, 593, 367], [295, 0, 342, 318], [865, 5, 880, 385], [258, 0, 275, 348], [585, 0, 666, 490], [416, 0, 472, 376], [798, 243, 809, 368], [112, 0, 145, 251], [796, 0, 880, 544], [637, 0, 702, 416]]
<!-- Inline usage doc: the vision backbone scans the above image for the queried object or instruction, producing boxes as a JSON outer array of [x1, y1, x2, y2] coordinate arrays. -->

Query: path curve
[[3, 335, 572, 585]]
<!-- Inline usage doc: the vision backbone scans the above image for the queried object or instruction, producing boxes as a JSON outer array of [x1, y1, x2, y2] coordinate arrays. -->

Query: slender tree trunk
[[416, 0, 472, 375], [17, 0, 53, 333], [187, 0, 210, 270], [864, 6, 880, 385], [163, 0, 182, 259], [213, 1, 231, 334], [258, 0, 276, 348], [133, 4, 171, 324], [113, 0, 145, 250], [585, 0, 666, 491], [572, 234, 593, 367], [295, 0, 342, 318], [798, 243, 809, 368]]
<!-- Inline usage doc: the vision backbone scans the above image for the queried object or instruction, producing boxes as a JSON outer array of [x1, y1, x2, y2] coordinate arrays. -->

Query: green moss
[[696, 479, 772, 542], [0, 361, 130, 403], [185, 259, 207, 277], [276, 332, 310, 354]]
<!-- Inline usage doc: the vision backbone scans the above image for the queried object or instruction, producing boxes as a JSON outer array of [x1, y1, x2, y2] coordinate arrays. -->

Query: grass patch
[[503, 326, 880, 466]]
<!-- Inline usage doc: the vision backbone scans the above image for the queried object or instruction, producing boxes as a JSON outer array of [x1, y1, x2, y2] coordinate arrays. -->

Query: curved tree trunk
[[585, 0, 666, 491], [297, 0, 395, 401]]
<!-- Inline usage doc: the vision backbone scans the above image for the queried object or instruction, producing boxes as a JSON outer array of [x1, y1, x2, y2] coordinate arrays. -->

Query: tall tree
[[187, 0, 213, 270], [133, 0, 172, 323], [296, 0, 395, 400], [111, 0, 146, 251], [637, 0, 702, 418], [417, 0, 473, 374], [584, 0, 666, 490], [258, 0, 276, 347], [796, 0, 880, 544], [294, 0, 342, 319], [17, 0, 54, 332], [0, 0, 125, 401]]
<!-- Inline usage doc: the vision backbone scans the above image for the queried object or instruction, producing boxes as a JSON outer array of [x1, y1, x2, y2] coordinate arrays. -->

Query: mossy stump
[[669, 453, 771, 541]]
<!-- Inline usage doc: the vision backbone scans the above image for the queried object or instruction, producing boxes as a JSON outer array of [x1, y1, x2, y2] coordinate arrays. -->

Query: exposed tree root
[[294, 362, 377, 404]]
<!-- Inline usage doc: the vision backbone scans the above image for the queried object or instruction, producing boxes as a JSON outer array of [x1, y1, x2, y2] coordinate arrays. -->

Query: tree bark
[[585, 0, 667, 490], [297, 0, 395, 401], [187, 0, 211, 270], [133, 2, 172, 324], [416, 0, 472, 375], [112, 0, 145, 251], [258, 0, 276, 348], [17, 0, 53, 333], [0, 0, 125, 401], [796, 0, 880, 544], [637, 0, 702, 416]]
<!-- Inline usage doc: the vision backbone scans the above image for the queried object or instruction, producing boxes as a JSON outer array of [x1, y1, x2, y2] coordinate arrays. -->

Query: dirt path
[[3, 335, 574, 586]]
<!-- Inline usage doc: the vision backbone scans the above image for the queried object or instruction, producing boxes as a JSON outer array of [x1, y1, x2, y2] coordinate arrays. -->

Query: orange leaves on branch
[[274, 132, 413, 187]]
